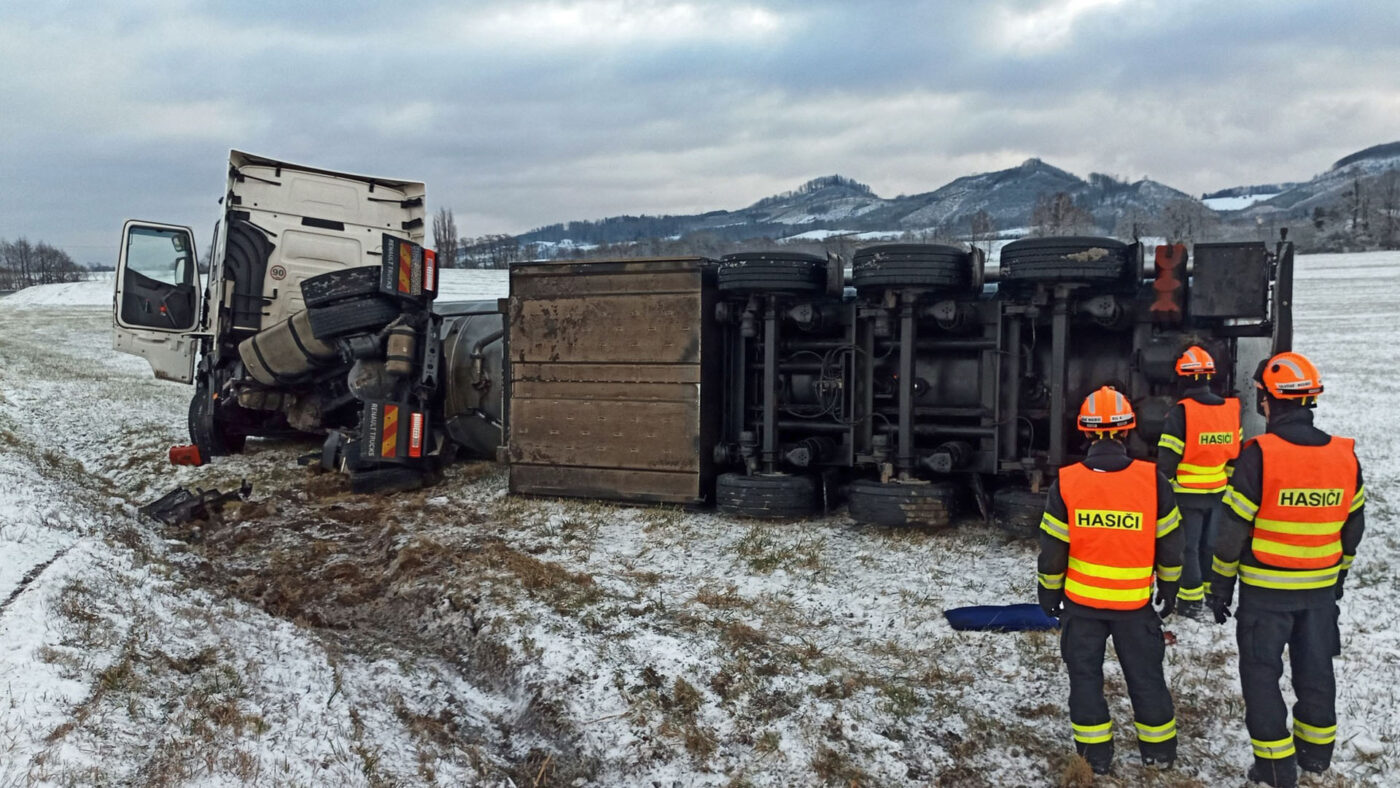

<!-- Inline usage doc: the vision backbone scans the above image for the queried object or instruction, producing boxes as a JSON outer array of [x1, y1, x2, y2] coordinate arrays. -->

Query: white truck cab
[[114, 150, 427, 458]]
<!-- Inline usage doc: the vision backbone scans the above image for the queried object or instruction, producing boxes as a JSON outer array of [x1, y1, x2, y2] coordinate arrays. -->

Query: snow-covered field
[[0, 254, 1395, 786]]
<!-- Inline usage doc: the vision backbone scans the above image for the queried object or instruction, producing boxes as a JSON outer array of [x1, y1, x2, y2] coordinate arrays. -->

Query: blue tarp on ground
[[944, 603, 1059, 632]]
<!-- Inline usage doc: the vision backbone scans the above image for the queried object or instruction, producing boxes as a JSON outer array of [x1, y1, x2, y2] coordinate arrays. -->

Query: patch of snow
[[1202, 193, 1279, 211]]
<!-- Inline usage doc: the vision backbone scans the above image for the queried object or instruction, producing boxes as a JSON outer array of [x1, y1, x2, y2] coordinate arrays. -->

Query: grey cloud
[[2, 0, 1398, 259]]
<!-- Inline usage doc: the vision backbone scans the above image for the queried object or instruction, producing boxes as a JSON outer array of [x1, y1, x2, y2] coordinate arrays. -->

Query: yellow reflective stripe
[[1073, 720, 1113, 744], [1293, 719, 1337, 745], [1156, 565, 1182, 583], [1177, 585, 1204, 601], [1038, 572, 1065, 590], [1252, 537, 1342, 560], [1239, 564, 1340, 590], [1202, 580, 1213, 595], [1069, 557, 1153, 581], [1066, 578, 1152, 603], [1350, 485, 1366, 513], [1158, 434, 1185, 454], [1212, 556, 1239, 578], [1174, 479, 1226, 493], [1040, 513, 1069, 542], [1252, 736, 1297, 759], [1340, 554, 1355, 570], [1223, 486, 1258, 520], [1253, 517, 1345, 536], [1157, 507, 1181, 537], [1134, 718, 1177, 743], [1178, 461, 1226, 474]]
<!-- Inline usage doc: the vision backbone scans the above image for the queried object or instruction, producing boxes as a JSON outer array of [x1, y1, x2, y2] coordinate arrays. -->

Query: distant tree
[[969, 210, 996, 256], [1162, 198, 1219, 244], [1371, 170, 1400, 249], [1031, 192, 1095, 236], [0, 237, 83, 289], [432, 208, 459, 269], [1112, 206, 1154, 241]]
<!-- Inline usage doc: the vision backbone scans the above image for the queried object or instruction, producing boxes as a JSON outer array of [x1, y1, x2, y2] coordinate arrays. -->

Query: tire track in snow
[[0, 546, 72, 616]]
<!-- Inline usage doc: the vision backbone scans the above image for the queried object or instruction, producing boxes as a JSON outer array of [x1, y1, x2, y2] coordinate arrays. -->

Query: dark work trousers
[[1177, 493, 1219, 600], [1061, 608, 1177, 765], [1237, 604, 1340, 775]]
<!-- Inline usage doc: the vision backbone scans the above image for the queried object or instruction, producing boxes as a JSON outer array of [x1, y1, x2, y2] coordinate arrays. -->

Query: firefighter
[[1206, 351, 1365, 788], [1038, 386, 1184, 774], [1156, 345, 1242, 618]]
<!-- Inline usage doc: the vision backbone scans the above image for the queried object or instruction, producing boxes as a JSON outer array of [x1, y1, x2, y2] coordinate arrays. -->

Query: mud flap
[[360, 400, 430, 467]]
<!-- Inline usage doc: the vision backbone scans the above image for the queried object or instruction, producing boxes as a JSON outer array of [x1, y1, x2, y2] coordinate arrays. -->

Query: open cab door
[[113, 220, 201, 383]]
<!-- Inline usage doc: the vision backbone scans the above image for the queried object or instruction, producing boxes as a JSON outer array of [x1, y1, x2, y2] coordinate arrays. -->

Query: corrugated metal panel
[[507, 258, 718, 504]]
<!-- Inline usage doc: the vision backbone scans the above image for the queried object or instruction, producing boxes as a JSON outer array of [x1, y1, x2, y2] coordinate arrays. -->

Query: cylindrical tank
[[238, 309, 339, 386], [439, 302, 505, 458]]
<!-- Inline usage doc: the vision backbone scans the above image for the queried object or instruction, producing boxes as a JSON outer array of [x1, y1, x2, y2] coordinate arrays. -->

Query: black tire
[[349, 466, 425, 495], [301, 266, 382, 308], [715, 472, 817, 519], [847, 478, 960, 527], [188, 382, 245, 457], [717, 252, 825, 294], [852, 244, 972, 291], [306, 296, 403, 340], [999, 236, 1129, 285], [992, 485, 1047, 538]]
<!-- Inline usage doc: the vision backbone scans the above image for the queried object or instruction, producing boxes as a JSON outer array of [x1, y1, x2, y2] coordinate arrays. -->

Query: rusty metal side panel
[[507, 257, 717, 505], [510, 293, 701, 365], [509, 465, 703, 504]]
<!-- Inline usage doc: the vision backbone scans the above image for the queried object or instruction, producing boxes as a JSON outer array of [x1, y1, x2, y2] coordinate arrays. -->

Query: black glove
[[1336, 569, 1348, 601], [1039, 586, 1064, 619], [1155, 583, 1178, 617], [1206, 593, 1232, 625]]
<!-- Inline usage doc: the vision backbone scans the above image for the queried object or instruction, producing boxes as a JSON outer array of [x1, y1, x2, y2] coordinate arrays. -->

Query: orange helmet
[[1077, 385, 1136, 437], [1257, 351, 1323, 402], [1175, 345, 1215, 378]]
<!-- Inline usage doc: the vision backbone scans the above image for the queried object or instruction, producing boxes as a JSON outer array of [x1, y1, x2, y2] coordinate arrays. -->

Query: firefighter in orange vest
[[1206, 351, 1365, 788], [1038, 386, 1184, 774], [1156, 345, 1242, 618]]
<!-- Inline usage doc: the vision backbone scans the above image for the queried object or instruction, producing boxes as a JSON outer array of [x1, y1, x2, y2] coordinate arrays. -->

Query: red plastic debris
[[169, 444, 204, 466]]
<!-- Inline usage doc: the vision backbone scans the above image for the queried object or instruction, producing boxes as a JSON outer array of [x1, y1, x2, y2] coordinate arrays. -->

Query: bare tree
[[969, 210, 996, 256], [1162, 198, 1219, 244], [432, 207, 459, 269], [1370, 170, 1399, 249], [1031, 192, 1095, 236]]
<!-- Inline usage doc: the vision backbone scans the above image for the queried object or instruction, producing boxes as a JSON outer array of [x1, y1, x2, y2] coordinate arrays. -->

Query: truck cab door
[[113, 220, 201, 383]]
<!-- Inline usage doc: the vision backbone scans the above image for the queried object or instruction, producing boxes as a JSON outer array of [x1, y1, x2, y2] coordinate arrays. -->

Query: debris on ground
[[138, 480, 253, 526]]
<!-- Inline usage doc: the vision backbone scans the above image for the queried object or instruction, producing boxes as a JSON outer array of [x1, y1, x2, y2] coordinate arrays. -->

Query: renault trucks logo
[[1199, 431, 1234, 445], [1075, 509, 1143, 530], [1277, 488, 1343, 507]]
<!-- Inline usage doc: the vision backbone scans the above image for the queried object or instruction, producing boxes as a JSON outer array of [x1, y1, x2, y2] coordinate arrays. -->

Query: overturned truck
[[114, 152, 1293, 527]]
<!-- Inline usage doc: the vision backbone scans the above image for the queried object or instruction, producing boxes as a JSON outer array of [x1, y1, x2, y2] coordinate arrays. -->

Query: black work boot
[[1176, 599, 1205, 620], [1247, 755, 1298, 788], [1296, 740, 1333, 775], [1076, 741, 1113, 775], [1140, 738, 1176, 770]]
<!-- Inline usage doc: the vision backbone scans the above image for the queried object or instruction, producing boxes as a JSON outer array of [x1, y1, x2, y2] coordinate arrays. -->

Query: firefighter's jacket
[[1156, 386, 1242, 497], [1211, 406, 1366, 610], [1039, 440, 1185, 617]]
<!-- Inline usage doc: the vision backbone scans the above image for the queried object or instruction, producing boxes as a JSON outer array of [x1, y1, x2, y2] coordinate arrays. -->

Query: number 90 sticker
[[269, 264, 287, 281]]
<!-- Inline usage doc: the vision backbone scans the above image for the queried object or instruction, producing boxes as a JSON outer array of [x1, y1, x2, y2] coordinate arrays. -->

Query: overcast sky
[[1, 0, 1396, 263]]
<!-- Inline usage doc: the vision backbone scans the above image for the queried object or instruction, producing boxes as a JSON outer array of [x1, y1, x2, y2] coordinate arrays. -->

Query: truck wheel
[[852, 244, 972, 292], [306, 296, 403, 340], [188, 383, 245, 457], [847, 478, 959, 528], [991, 486, 1046, 538], [998, 236, 1129, 285], [349, 466, 426, 495], [717, 252, 825, 294], [301, 266, 382, 308], [715, 472, 817, 519]]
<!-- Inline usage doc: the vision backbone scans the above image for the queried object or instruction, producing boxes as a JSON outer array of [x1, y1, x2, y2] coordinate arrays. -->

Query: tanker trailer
[[499, 235, 1291, 530]]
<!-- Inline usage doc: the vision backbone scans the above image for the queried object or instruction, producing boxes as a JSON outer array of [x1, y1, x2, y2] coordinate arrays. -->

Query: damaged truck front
[[113, 151, 503, 492]]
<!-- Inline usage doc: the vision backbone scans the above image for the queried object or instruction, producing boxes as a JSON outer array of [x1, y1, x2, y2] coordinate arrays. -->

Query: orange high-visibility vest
[[1176, 398, 1242, 493], [1062, 460, 1159, 610], [1251, 433, 1357, 570]]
